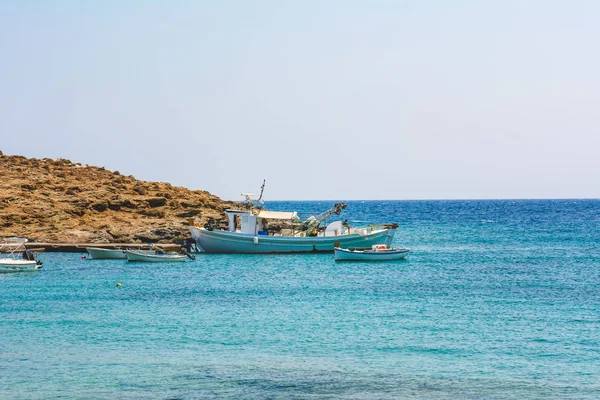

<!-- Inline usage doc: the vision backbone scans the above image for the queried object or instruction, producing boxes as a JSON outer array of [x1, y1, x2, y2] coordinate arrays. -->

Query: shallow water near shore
[[1, 200, 599, 399]]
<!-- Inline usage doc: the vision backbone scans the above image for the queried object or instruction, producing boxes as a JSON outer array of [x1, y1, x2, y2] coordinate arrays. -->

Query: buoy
[[116, 283, 122, 287], [81, 255, 86, 259], [253, 236, 259, 245]]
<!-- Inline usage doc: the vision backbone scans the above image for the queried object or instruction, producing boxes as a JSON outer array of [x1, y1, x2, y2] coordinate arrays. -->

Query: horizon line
[[226, 197, 600, 202]]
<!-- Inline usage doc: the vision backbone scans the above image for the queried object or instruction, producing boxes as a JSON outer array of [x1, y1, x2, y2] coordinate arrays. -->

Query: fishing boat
[[334, 244, 410, 261], [0, 238, 43, 273], [124, 250, 187, 263], [86, 247, 126, 259], [189, 181, 397, 254]]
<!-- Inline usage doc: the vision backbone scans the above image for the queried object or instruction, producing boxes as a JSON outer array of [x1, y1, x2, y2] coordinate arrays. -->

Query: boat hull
[[190, 226, 396, 254], [334, 247, 410, 261], [86, 247, 126, 259], [0, 259, 41, 273], [125, 251, 186, 263]]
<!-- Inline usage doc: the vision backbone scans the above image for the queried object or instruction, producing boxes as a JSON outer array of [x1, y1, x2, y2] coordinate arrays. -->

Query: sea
[[1, 200, 599, 399]]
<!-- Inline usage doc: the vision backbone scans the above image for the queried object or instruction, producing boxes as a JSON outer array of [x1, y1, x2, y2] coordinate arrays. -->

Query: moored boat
[[124, 250, 187, 263], [334, 244, 410, 262], [191, 223, 396, 254], [0, 238, 43, 273], [86, 247, 126, 259], [0, 259, 41, 273], [190, 181, 397, 254]]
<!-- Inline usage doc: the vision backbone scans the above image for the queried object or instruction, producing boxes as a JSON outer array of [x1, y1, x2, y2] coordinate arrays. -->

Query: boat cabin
[[224, 209, 299, 235]]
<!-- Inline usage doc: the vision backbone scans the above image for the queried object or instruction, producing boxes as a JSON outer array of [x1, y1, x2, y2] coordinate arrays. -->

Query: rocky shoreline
[[0, 151, 235, 244]]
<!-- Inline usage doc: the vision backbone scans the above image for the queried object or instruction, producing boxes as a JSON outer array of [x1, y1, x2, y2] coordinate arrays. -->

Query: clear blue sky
[[1, 1, 599, 200]]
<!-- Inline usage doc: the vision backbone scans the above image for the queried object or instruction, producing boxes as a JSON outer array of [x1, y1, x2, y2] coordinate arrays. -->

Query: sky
[[1, 1, 599, 201]]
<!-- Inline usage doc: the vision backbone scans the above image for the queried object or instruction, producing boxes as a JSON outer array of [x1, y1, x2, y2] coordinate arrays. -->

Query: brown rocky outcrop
[[0, 153, 236, 243]]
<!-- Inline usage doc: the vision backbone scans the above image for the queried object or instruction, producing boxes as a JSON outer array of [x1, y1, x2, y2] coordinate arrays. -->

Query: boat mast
[[257, 179, 266, 204]]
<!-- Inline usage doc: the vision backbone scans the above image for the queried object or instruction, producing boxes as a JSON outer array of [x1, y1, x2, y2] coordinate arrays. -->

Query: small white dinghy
[[124, 250, 187, 263], [334, 244, 410, 262], [86, 247, 126, 259], [0, 238, 43, 273], [0, 259, 41, 273]]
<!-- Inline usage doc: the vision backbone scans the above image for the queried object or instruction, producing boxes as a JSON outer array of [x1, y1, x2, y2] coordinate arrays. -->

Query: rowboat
[[334, 244, 410, 262], [86, 247, 126, 259], [0, 238, 43, 273], [124, 250, 187, 263], [190, 181, 397, 254]]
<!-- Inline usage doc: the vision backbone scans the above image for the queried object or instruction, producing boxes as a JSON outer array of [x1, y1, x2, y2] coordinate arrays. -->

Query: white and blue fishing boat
[[190, 181, 397, 254]]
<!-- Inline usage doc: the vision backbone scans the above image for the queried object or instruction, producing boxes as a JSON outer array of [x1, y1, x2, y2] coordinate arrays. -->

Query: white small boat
[[0, 238, 43, 273], [0, 259, 41, 273], [124, 250, 187, 263], [334, 244, 410, 262], [86, 247, 126, 259]]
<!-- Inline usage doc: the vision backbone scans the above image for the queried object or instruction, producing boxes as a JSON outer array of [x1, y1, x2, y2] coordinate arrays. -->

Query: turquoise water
[[1, 200, 599, 399]]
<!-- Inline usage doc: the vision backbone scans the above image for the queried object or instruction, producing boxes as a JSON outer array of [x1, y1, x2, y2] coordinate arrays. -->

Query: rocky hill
[[0, 151, 235, 243]]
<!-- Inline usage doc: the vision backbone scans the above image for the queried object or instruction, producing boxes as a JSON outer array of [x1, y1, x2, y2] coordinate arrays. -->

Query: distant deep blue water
[[1, 200, 599, 399]]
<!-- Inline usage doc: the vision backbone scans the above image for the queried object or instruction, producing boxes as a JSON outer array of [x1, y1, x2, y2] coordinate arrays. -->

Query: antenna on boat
[[241, 193, 256, 203], [241, 180, 266, 207]]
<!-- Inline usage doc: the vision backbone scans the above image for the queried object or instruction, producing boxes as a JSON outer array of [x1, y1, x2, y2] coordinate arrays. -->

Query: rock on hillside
[[0, 152, 235, 243]]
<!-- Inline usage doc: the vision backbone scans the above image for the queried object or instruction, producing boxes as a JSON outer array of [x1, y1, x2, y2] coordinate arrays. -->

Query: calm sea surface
[[1, 200, 599, 399]]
